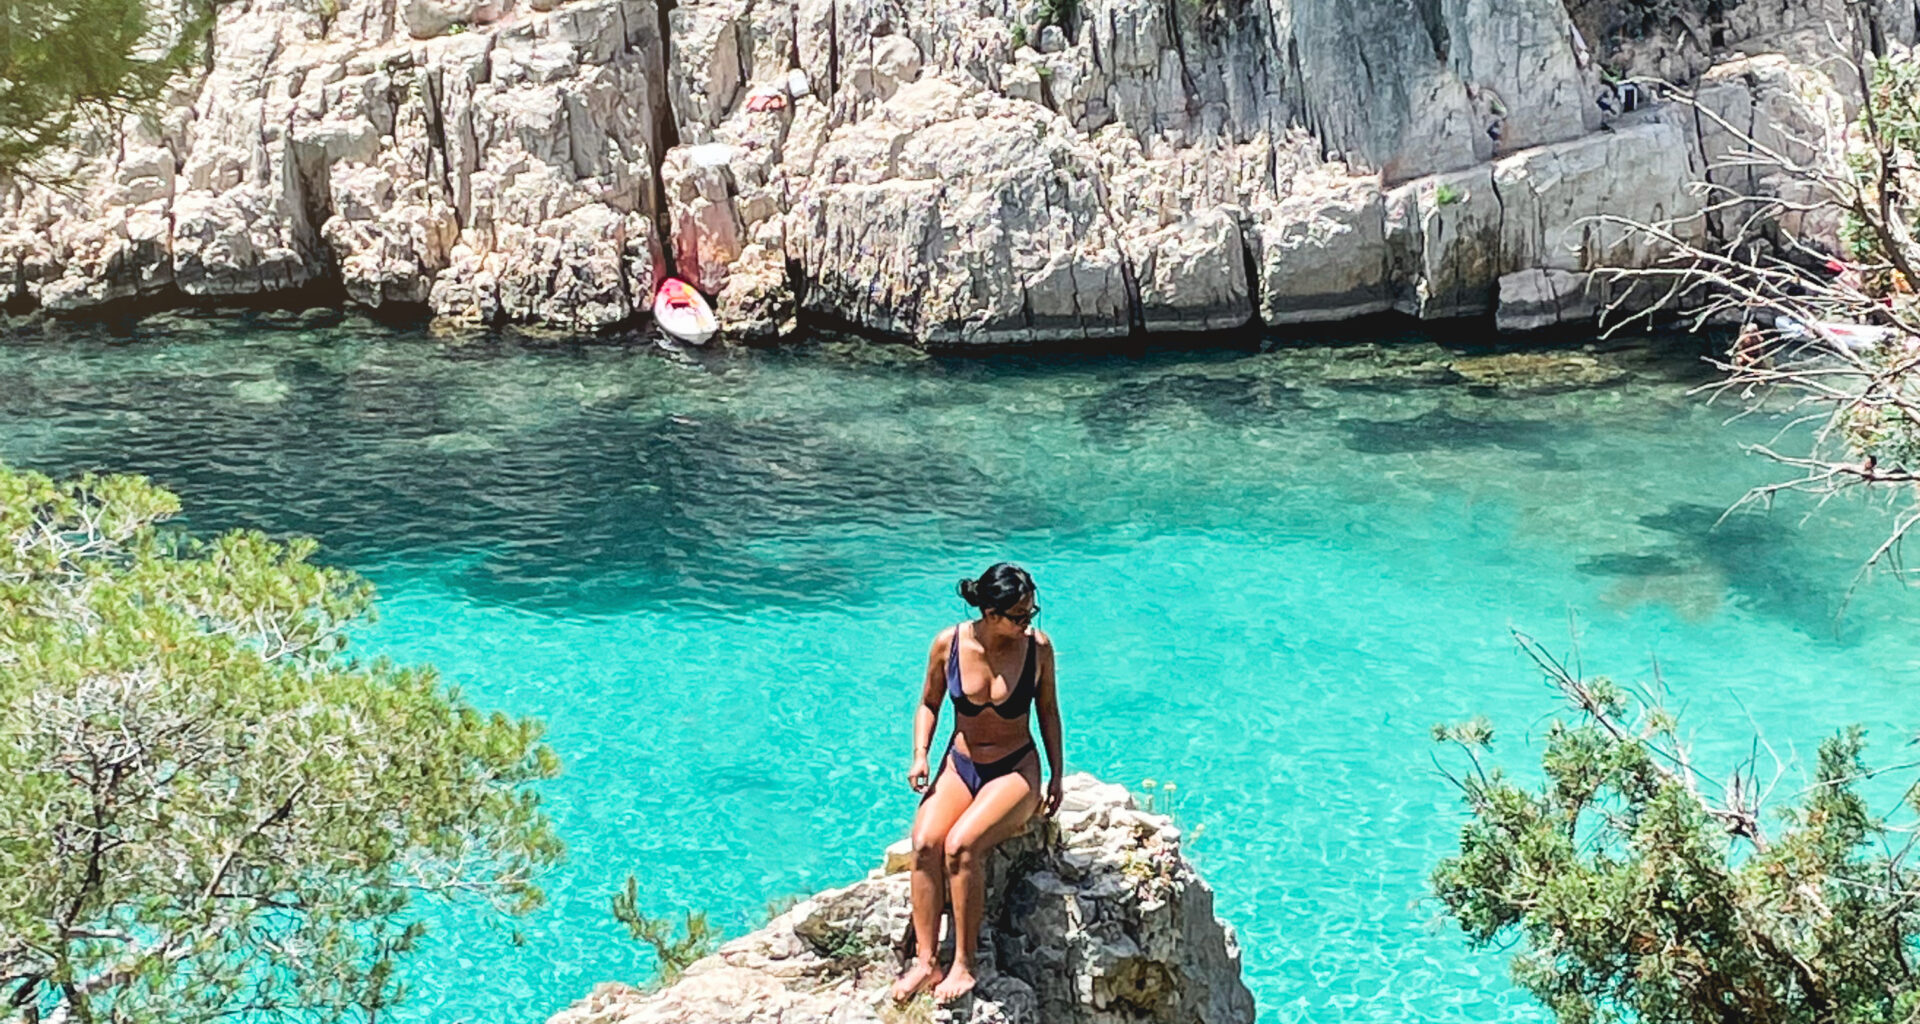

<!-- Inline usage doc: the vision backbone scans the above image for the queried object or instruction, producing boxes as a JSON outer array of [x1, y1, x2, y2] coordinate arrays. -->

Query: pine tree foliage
[[1433, 633, 1920, 1024], [610, 874, 716, 985], [0, 0, 215, 175], [0, 463, 563, 1023]]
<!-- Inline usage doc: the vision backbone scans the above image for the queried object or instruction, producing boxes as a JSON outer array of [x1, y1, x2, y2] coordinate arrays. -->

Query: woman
[[891, 563, 1064, 1004]]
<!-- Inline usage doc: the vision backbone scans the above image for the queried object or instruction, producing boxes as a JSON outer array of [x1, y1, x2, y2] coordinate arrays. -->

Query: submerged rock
[[1446, 351, 1631, 394], [547, 774, 1253, 1024]]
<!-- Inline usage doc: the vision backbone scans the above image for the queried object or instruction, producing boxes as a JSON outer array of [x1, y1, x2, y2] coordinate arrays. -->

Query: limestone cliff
[[0, 0, 1902, 341], [547, 775, 1253, 1024]]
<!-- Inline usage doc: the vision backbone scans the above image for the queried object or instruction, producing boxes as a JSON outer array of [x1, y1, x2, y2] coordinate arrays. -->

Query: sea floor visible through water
[[3, 312, 1917, 1023]]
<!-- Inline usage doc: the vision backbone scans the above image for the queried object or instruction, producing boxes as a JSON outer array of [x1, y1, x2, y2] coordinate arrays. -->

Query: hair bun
[[958, 563, 1035, 613]]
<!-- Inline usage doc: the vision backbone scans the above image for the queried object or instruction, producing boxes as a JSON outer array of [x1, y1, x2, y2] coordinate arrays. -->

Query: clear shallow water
[[4, 313, 1918, 1023]]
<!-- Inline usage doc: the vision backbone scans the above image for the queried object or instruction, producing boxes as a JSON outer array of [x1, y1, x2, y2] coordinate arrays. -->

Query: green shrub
[[1433, 633, 1920, 1024], [0, 0, 221, 175], [0, 463, 562, 1022]]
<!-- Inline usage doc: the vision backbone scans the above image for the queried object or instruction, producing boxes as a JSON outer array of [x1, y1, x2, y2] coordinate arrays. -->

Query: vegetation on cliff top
[[0, 463, 561, 1022], [0, 0, 216, 177]]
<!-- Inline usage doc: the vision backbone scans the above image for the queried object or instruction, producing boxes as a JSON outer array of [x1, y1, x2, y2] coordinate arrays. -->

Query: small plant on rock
[[1138, 778, 1191, 822], [611, 875, 718, 985], [820, 927, 870, 963], [1010, 21, 1028, 49], [1036, 0, 1075, 27], [1136, 778, 1207, 847], [1433, 182, 1466, 206]]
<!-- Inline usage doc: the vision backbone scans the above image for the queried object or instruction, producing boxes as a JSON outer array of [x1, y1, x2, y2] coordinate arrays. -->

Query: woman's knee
[[911, 826, 948, 867], [943, 832, 980, 874]]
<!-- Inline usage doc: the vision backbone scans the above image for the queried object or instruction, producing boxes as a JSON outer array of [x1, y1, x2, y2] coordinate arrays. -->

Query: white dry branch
[[1586, 16, 1920, 587]]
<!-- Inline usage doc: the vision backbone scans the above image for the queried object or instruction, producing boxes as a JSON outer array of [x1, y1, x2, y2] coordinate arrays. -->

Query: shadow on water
[[1336, 408, 1587, 470], [1077, 368, 1308, 441], [1576, 552, 1692, 577], [1579, 502, 1858, 641], [19, 347, 1061, 617], [442, 411, 1057, 614]]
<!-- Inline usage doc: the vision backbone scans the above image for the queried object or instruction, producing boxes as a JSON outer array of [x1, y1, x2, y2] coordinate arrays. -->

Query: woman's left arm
[[1035, 632, 1065, 816]]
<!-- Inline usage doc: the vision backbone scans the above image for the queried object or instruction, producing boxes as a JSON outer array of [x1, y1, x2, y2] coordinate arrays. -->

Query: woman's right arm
[[907, 628, 951, 792]]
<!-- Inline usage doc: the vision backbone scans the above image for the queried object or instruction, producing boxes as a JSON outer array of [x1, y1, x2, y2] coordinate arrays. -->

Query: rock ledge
[[549, 773, 1253, 1024]]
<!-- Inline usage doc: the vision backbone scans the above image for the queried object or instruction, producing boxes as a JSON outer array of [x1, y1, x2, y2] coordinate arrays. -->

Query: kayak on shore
[[655, 279, 718, 346]]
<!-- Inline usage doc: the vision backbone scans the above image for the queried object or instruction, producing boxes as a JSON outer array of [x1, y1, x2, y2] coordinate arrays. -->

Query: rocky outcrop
[[1569, 0, 1918, 87], [1, 0, 668, 330], [547, 774, 1254, 1024], [0, 0, 1902, 341]]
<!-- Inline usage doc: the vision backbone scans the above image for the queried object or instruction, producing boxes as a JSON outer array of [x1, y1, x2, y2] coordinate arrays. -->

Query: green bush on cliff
[[0, 463, 562, 1022], [1432, 633, 1920, 1024], [0, 0, 219, 176]]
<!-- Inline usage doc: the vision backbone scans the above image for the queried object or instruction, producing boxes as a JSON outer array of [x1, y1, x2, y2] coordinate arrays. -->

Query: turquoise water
[[4, 313, 1918, 1023]]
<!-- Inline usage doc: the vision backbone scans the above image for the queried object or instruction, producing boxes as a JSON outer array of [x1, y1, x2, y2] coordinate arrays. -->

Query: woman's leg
[[891, 757, 973, 1002], [933, 762, 1039, 1003]]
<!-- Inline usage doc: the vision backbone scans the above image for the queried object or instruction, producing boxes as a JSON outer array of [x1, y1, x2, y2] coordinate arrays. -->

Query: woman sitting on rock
[[892, 562, 1064, 1004]]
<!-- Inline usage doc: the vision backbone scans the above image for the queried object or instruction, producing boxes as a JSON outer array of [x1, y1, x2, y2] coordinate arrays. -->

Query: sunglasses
[[994, 604, 1041, 627]]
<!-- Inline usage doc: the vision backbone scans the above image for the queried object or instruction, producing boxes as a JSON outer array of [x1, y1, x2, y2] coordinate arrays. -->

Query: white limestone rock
[[789, 79, 1130, 345], [1692, 54, 1851, 249], [662, 146, 745, 294], [0, 0, 1883, 340], [1254, 181, 1392, 325], [666, 0, 750, 136], [1127, 208, 1252, 333], [714, 242, 793, 339], [1496, 268, 1596, 332], [404, 0, 501, 38], [1399, 119, 1704, 319], [490, 202, 654, 327], [546, 773, 1254, 1024], [0, 0, 668, 328]]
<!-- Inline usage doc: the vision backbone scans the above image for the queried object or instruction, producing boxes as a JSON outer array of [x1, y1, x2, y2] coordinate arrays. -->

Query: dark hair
[[958, 562, 1036, 613]]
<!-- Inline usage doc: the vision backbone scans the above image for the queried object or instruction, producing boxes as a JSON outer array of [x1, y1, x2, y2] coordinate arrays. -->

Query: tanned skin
[[891, 592, 1063, 1004]]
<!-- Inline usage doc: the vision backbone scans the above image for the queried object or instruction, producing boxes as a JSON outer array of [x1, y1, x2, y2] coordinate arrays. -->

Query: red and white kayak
[[654, 278, 718, 346], [1774, 314, 1895, 353]]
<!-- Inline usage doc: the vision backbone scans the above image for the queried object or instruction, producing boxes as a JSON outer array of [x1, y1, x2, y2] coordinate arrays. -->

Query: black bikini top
[[947, 623, 1037, 719]]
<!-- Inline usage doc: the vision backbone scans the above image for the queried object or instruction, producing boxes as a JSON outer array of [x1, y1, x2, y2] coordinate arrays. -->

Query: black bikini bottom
[[946, 740, 1036, 797]]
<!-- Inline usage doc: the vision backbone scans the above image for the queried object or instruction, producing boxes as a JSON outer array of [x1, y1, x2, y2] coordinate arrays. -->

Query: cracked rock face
[[0, 0, 1897, 342], [2, 0, 667, 331], [547, 773, 1255, 1024]]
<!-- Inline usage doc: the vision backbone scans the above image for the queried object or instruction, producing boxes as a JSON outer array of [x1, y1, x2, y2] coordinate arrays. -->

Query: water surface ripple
[[3, 314, 1916, 1023]]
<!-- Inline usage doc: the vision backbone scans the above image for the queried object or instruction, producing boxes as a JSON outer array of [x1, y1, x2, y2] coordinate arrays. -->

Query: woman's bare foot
[[890, 959, 942, 1003], [932, 963, 977, 1003]]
